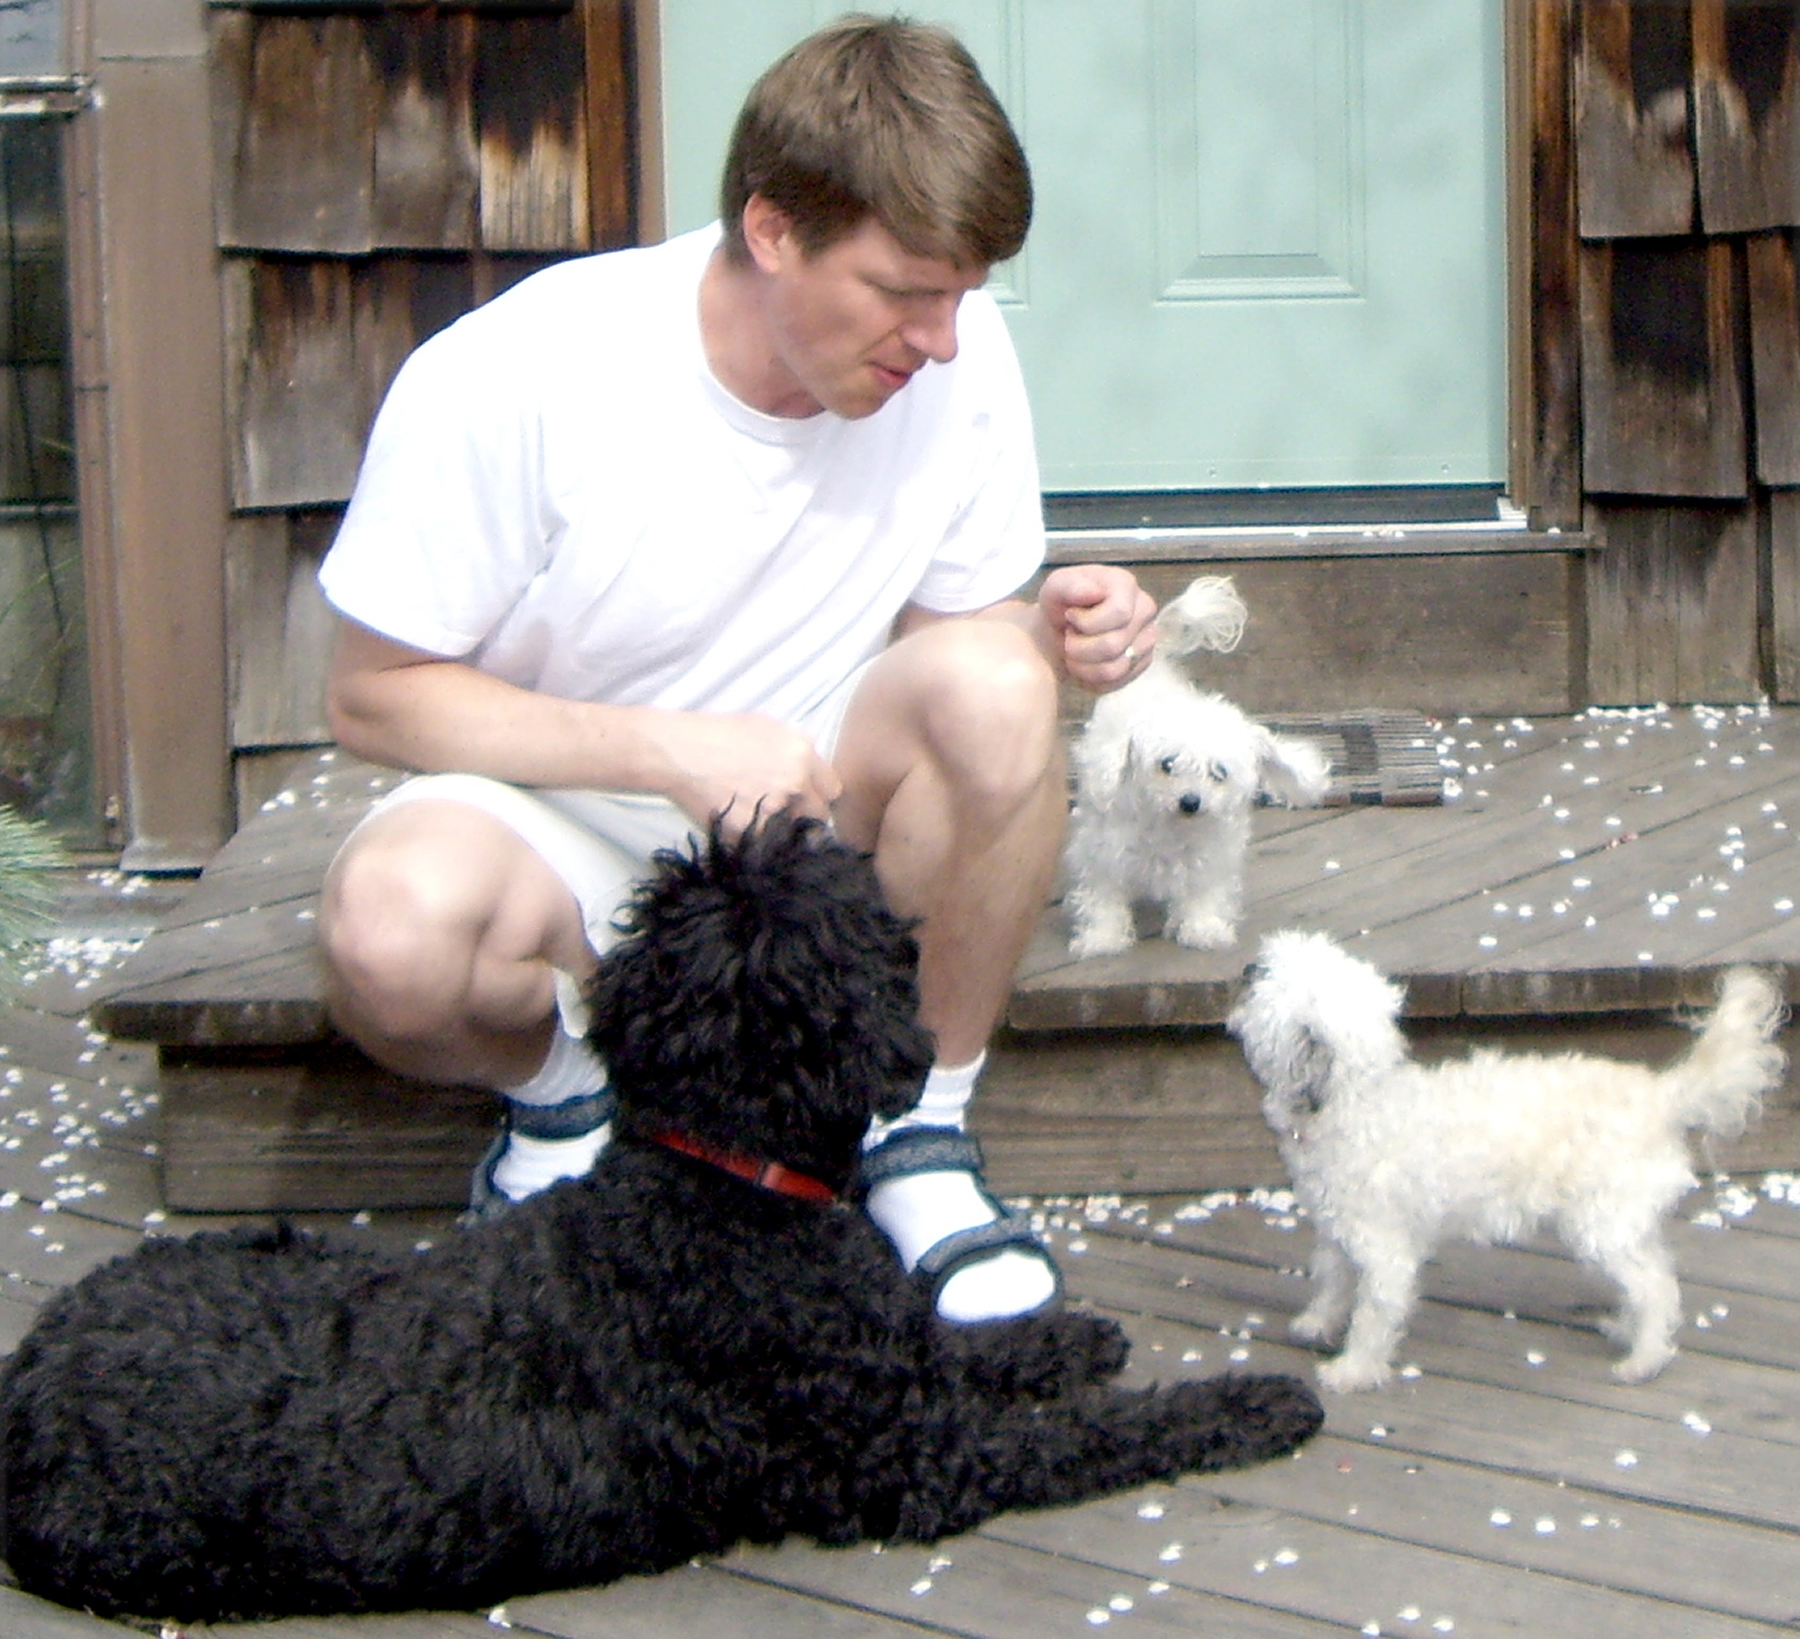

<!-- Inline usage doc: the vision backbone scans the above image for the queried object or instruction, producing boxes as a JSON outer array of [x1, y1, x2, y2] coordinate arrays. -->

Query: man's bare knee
[[320, 802, 584, 1048], [322, 837, 482, 1043], [917, 622, 1061, 800]]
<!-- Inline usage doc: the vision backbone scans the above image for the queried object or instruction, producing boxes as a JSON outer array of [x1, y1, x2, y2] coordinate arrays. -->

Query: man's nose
[[903, 297, 960, 364]]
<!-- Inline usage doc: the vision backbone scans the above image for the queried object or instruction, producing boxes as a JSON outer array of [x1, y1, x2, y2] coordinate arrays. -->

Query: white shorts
[[339, 663, 871, 1026]]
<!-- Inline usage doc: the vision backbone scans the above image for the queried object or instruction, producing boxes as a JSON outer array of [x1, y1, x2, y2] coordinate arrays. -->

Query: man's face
[[751, 211, 990, 420]]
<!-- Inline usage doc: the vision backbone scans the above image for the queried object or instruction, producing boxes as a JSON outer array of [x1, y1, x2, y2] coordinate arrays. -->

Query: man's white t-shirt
[[318, 225, 1046, 743]]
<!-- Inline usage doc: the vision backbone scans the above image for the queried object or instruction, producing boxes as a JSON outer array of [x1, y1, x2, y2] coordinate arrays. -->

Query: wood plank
[[1585, 499, 1760, 703], [1775, 490, 1800, 702], [1207, 1431, 1800, 1625], [1748, 232, 1800, 486], [1517, 0, 1583, 528], [721, 1530, 1351, 1639], [1091, 1252, 1800, 1458], [1080, 1193, 1800, 1381], [212, 11, 377, 254], [1100, 555, 1578, 719], [1580, 239, 1748, 500], [203, 1611, 499, 1639], [370, 8, 479, 250], [475, 9, 589, 251], [97, 55, 235, 869], [1574, 0, 1694, 239], [0, 1587, 146, 1639], [583, 0, 637, 251], [984, 1477, 1789, 1639], [1371, 738, 1800, 975], [1693, 0, 1800, 235], [509, 1562, 951, 1639], [0, 1194, 146, 1297], [226, 510, 337, 749], [225, 256, 367, 510], [156, 1052, 493, 1213]]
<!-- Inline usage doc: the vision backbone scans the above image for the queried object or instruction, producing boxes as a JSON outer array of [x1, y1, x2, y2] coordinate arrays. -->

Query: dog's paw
[[1289, 1309, 1344, 1347], [1611, 1342, 1677, 1384], [1160, 1373, 1326, 1470], [1316, 1354, 1392, 1394], [1069, 923, 1135, 960], [1082, 1315, 1133, 1381], [1168, 911, 1236, 950]]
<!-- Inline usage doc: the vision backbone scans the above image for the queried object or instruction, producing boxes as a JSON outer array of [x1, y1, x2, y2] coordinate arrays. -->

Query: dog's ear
[[1074, 719, 1136, 807], [1290, 1027, 1334, 1115], [1253, 728, 1333, 809]]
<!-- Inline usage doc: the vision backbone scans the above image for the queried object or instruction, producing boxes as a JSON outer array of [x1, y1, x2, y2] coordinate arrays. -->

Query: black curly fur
[[0, 814, 1323, 1623]]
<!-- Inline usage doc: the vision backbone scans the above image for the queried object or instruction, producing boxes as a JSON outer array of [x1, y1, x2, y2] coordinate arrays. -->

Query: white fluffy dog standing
[[1228, 930, 1786, 1391], [1064, 578, 1331, 959]]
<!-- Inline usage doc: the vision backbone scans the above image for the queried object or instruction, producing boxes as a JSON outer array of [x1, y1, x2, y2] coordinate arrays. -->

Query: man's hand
[[654, 711, 843, 836], [1038, 564, 1158, 693]]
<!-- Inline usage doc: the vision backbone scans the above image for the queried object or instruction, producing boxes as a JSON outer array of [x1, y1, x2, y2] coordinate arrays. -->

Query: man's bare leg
[[320, 799, 613, 1203], [833, 617, 1068, 1319]]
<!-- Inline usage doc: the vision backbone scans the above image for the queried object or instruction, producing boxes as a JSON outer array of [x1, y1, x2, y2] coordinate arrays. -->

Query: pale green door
[[659, 1, 1506, 493]]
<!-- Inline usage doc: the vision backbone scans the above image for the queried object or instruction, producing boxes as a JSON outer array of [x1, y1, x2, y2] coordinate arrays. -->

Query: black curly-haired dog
[[0, 815, 1322, 1623]]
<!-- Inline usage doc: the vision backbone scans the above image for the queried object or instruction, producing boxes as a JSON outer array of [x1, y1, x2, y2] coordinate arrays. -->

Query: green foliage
[[0, 802, 64, 979]]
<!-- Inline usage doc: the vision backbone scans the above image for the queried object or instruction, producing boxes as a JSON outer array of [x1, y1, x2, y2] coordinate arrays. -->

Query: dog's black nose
[[1179, 793, 1203, 815], [1241, 960, 1267, 982]]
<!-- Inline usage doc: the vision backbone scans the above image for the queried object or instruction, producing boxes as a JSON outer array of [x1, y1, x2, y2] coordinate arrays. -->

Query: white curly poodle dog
[[1228, 930, 1786, 1391], [1063, 578, 1331, 959]]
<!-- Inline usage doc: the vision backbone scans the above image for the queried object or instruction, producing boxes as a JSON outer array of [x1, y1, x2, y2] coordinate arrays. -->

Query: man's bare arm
[[325, 619, 840, 827]]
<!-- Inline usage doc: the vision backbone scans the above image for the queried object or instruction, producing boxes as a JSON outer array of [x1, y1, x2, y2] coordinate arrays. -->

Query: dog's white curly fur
[[1064, 578, 1330, 958], [1228, 929, 1787, 1391]]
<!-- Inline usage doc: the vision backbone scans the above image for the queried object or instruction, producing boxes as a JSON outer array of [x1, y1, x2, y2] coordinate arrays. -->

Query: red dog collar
[[645, 1126, 838, 1204]]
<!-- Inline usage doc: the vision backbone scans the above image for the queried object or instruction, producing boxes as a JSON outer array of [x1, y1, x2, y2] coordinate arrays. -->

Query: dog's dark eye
[[1157, 755, 1178, 776], [1207, 759, 1230, 784]]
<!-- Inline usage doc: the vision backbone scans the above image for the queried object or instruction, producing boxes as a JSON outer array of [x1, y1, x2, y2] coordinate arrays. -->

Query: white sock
[[492, 1028, 613, 1203], [491, 1123, 612, 1202], [863, 1054, 1057, 1323]]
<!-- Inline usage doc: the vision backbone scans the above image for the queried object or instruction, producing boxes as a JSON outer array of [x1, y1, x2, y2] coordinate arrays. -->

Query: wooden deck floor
[[1, 874, 1799, 1635], [5, 707, 1800, 1635]]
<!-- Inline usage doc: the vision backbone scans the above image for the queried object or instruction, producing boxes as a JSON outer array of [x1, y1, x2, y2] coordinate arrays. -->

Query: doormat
[[1261, 708, 1445, 806]]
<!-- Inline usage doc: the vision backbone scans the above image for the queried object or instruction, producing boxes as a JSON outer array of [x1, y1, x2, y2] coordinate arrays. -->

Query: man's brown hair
[[718, 14, 1031, 269]]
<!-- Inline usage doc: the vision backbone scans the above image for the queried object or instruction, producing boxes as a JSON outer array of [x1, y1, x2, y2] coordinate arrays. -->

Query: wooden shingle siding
[[226, 510, 337, 753], [1584, 500, 1762, 706], [1775, 491, 1800, 699], [474, 10, 590, 252], [1574, 0, 1694, 240], [1693, 0, 1800, 235], [1568, 1, 1800, 703], [225, 256, 364, 510], [1579, 237, 1748, 500], [207, 1, 576, 12], [1749, 231, 1800, 486], [1518, 0, 1583, 530], [212, 1, 635, 782], [370, 8, 480, 251], [213, 7, 596, 257], [213, 12, 379, 256]]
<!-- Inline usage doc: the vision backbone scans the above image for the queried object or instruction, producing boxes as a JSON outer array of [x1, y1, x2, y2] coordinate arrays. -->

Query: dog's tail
[[1154, 576, 1248, 660], [1660, 967, 1787, 1138]]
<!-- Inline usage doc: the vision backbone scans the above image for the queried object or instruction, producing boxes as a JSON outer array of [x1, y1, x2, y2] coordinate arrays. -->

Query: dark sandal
[[857, 1125, 1062, 1314], [462, 1088, 617, 1225]]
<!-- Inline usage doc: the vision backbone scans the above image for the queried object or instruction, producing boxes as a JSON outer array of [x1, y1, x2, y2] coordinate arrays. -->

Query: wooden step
[[92, 701, 1800, 1211]]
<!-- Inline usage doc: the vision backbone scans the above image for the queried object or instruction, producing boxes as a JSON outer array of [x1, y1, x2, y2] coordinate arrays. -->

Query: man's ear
[[740, 194, 796, 274]]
